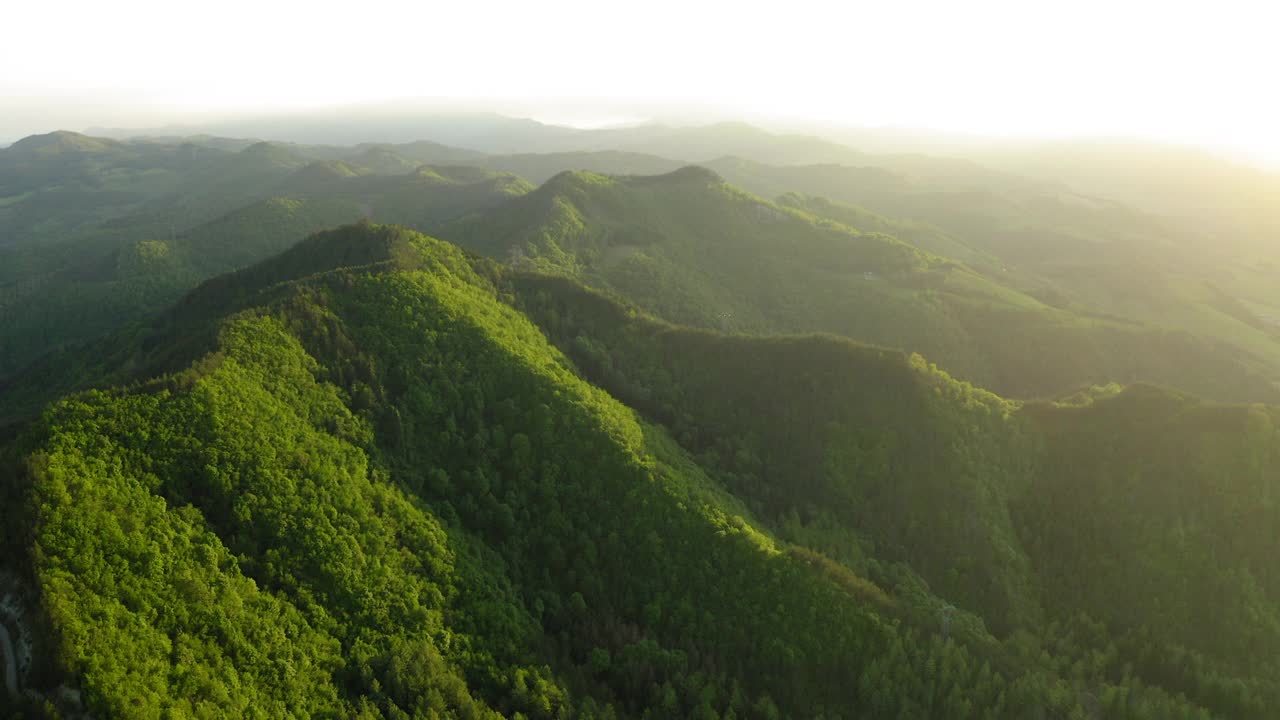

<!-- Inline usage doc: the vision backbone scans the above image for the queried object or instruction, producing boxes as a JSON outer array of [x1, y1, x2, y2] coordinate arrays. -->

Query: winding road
[[0, 620, 17, 698]]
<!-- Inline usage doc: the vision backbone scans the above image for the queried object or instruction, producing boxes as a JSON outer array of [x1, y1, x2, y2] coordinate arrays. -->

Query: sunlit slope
[[476, 147, 1280, 380], [512, 272, 1280, 718], [512, 273, 1039, 628], [708, 156, 1280, 392], [775, 191, 992, 264], [5, 224, 1110, 718], [439, 167, 1278, 401]]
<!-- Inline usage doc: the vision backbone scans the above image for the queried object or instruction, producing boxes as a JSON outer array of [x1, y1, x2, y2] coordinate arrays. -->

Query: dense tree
[[0, 223, 1275, 718]]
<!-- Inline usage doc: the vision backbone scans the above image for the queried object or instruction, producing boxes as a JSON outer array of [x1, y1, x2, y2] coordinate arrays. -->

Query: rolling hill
[[0, 146, 531, 378], [4, 223, 1276, 718], [436, 166, 1279, 401], [700, 156, 1280, 387], [2, 112, 1275, 720], [513, 267, 1280, 719]]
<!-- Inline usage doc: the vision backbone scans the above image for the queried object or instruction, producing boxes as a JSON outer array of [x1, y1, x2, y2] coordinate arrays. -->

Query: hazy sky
[[3, 0, 1278, 163]]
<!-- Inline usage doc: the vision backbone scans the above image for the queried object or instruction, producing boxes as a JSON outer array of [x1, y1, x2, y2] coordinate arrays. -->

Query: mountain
[[774, 192, 989, 264], [435, 166, 1278, 402], [512, 271, 1280, 718], [481, 151, 685, 185], [90, 112, 1012, 176], [544, 121, 872, 165], [4, 222, 1274, 718], [0, 131, 487, 258], [7, 130, 1279, 402], [698, 155, 1180, 269], [351, 140, 487, 169], [0, 154, 530, 380], [90, 110, 580, 152], [700, 156, 1280, 388], [973, 140, 1280, 233], [5, 130, 123, 157], [5, 114, 1277, 719], [257, 127, 1280, 381], [0, 134, 321, 283], [0, 131, 223, 249]]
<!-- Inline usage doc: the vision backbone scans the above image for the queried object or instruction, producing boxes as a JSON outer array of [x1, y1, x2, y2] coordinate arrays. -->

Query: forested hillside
[[318, 139, 1280, 397], [700, 156, 1280, 385], [2, 223, 1278, 718], [7, 129, 1280, 404], [4, 117, 1280, 719], [512, 273, 1280, 717], [0, 131, 530, 376], [437, 167, 1277, 401]]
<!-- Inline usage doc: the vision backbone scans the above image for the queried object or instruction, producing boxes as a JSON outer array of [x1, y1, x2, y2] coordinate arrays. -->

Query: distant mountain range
[[6, 124, 1279, 402]]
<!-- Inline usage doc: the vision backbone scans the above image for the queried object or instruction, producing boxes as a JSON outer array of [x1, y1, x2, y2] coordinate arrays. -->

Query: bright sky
[[3, 0, 1278, 163]]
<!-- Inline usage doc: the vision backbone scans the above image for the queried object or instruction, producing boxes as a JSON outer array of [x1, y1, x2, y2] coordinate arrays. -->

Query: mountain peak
[[539, 165, 723, 195], [291, 159, 361, 183], [176, 222, 478, 310], [238, 222, 424, 279], [646, 164, 722, 184], [239, 141, 304, 165], [539, 169, 618, 193], [7, 130, 119, 155]]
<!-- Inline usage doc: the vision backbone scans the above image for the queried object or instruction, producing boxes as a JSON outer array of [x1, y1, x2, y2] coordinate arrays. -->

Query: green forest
[[2, 123, 1280, 719]]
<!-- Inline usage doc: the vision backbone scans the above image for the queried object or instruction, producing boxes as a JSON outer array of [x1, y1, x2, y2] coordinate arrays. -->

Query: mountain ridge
[[3, 222, 1277, 717], [436, 168, 1280, 402]]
